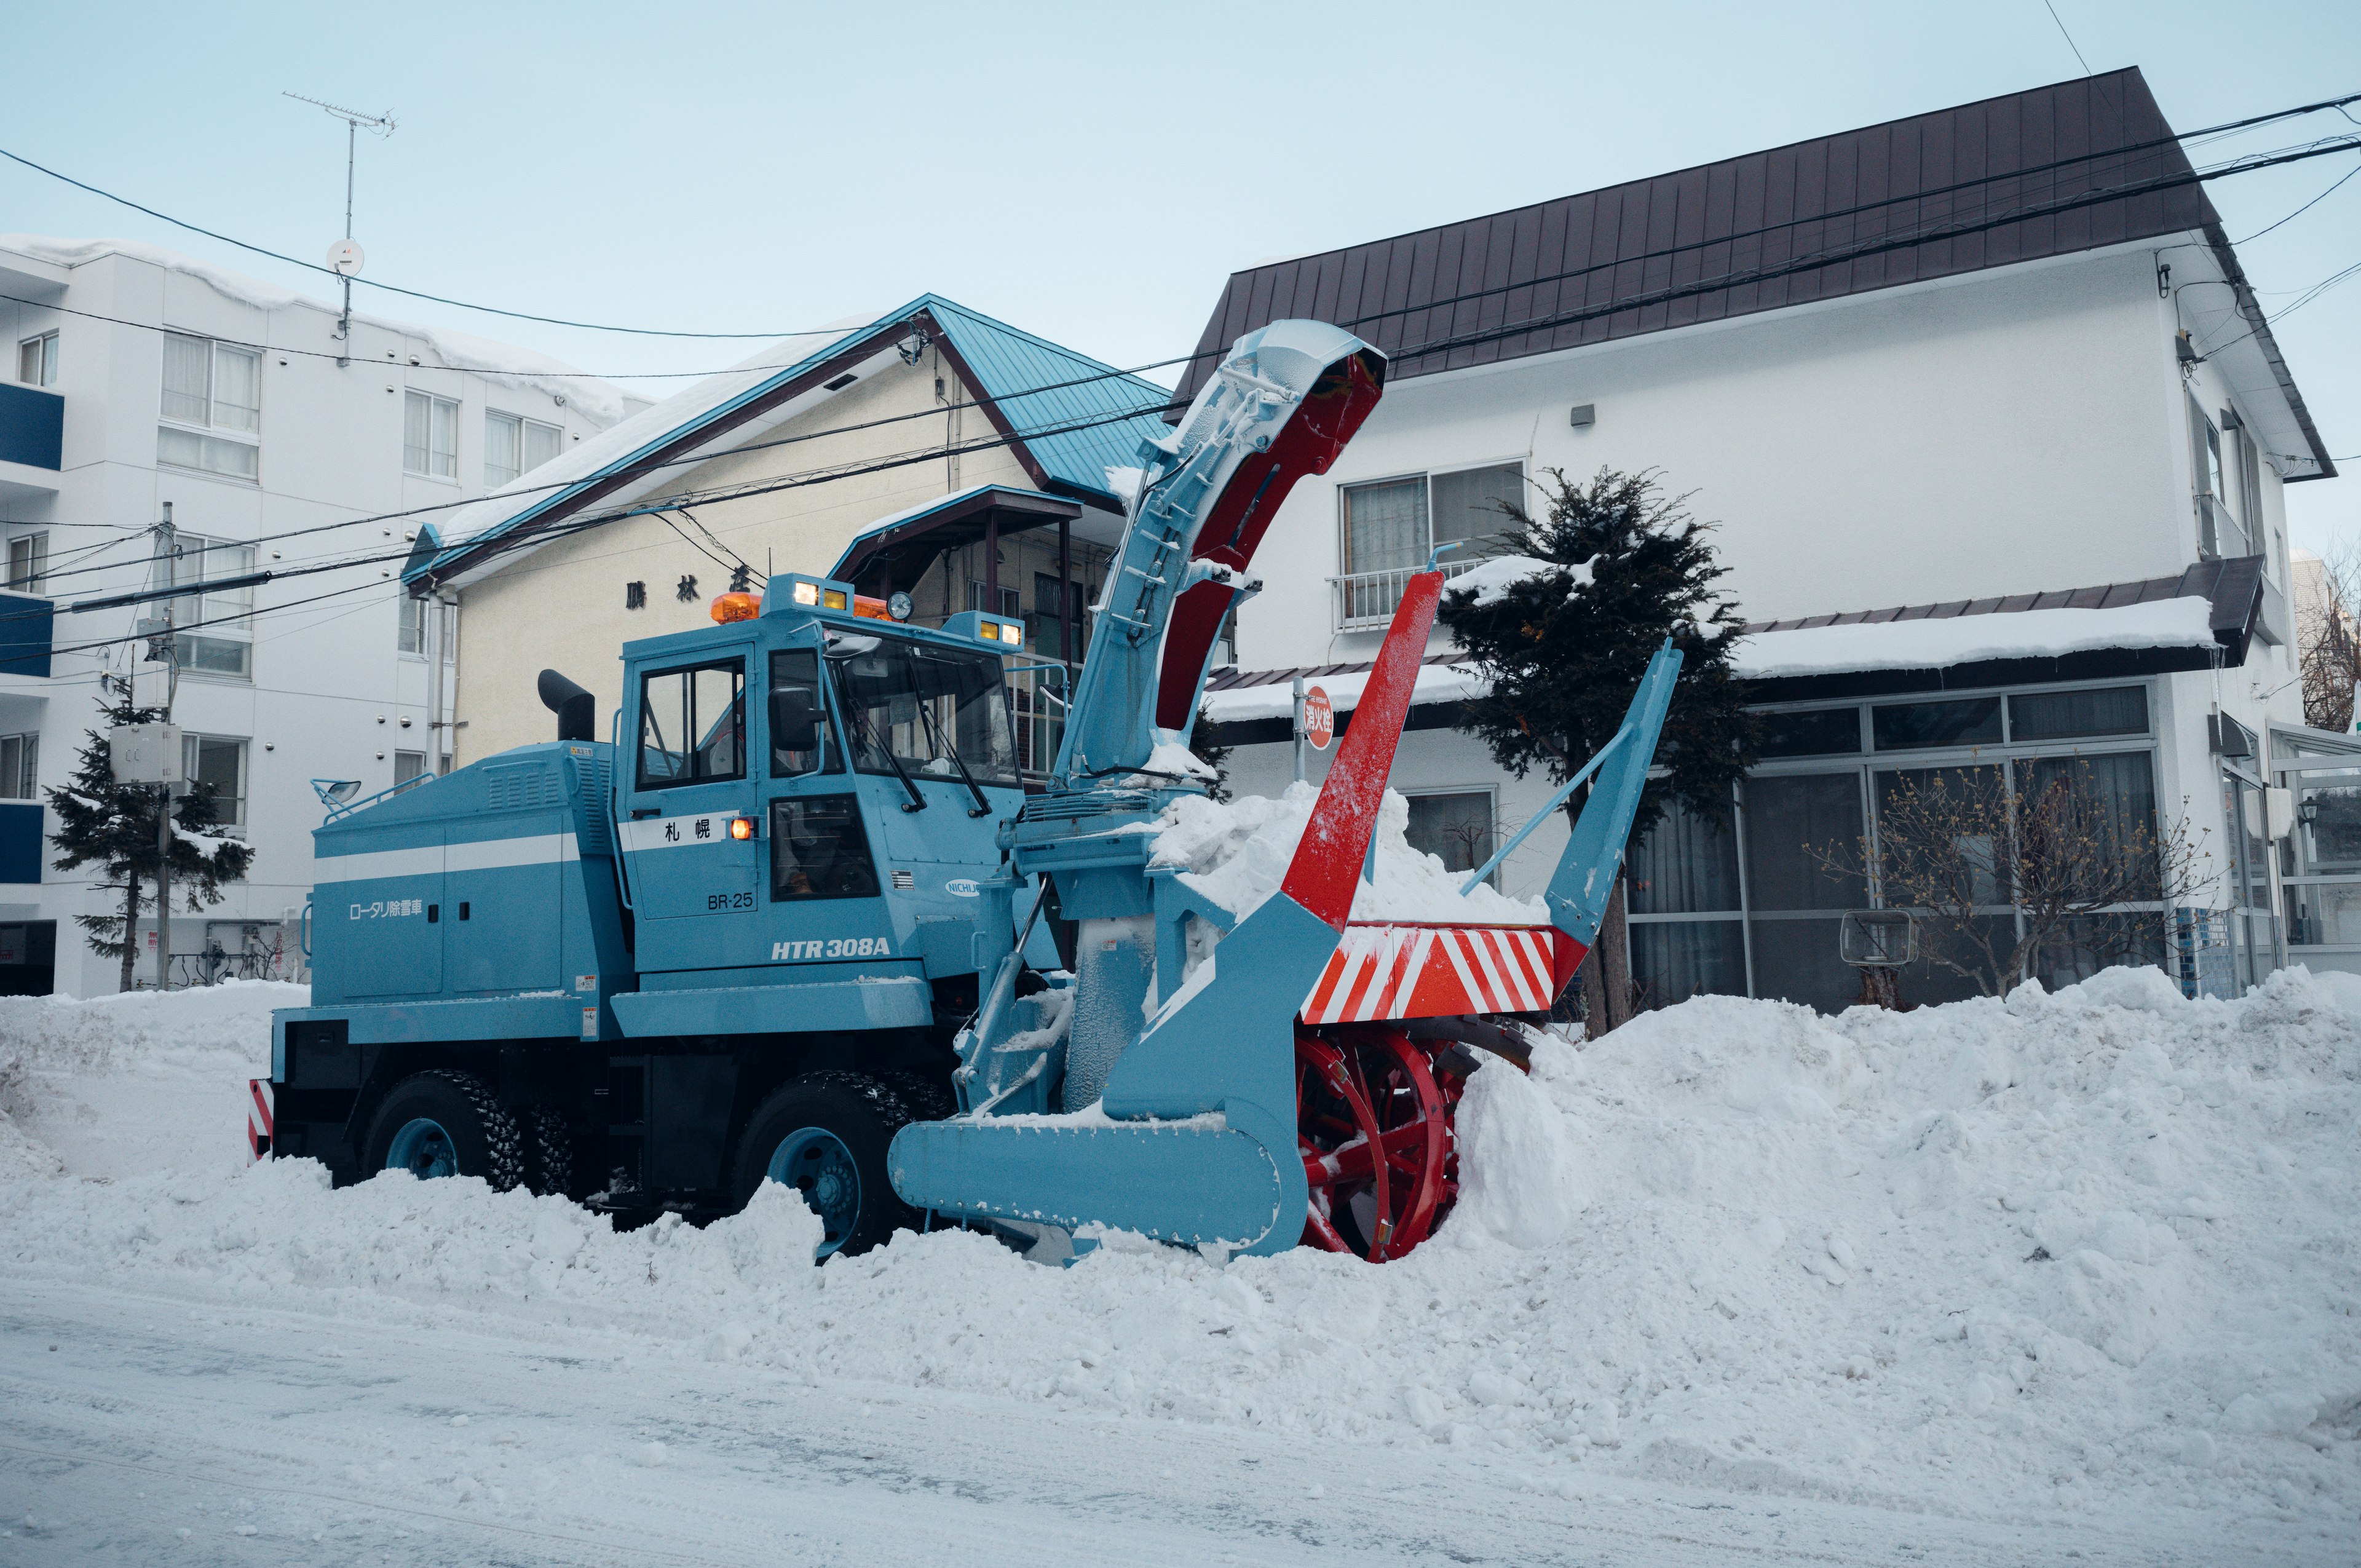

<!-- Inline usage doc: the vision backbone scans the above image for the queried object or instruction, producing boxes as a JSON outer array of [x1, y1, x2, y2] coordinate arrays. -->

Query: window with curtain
[[1629, 799, 1741, 913], [485, 410, 563, 487], [405, 391, 459, 479], [169, 534, 258, 679], [158, 333, 261, 481], [1340, 478, 1428, 577]]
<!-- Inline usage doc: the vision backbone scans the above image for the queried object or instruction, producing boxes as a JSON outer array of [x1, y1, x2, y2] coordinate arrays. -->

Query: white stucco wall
[[0, 242, 630, 995]]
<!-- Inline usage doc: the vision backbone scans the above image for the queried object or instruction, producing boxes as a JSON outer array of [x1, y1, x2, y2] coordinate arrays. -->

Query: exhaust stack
[[537, 670, 596, 742]]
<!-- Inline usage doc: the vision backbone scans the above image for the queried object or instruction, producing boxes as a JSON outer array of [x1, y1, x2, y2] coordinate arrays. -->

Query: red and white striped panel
[[1300, 924, 1581, 1024], [247, 1078, 274, 1163]]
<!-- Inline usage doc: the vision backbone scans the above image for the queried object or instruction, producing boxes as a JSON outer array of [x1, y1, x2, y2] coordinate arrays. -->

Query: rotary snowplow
[[262, 319, 1679, 1264]]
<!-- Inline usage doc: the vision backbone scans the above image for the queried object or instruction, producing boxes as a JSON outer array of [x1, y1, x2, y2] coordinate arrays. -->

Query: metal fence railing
[[1330, 559, 1481, 628]]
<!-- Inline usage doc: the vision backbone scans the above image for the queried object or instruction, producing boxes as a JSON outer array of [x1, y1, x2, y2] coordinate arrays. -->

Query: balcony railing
[[1329, 559, 1482, 629], [0, 382, 62, 471], [0, 590, 52, 678]]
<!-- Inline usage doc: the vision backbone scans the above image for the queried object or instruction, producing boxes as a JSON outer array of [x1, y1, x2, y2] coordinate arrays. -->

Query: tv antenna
[[282, 92, 395, 364]]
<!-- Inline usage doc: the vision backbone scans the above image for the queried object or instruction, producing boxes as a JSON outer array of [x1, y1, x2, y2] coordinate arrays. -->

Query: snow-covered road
[[6, 1278, 2325, 1567], [4, 973, 2358, 1564]]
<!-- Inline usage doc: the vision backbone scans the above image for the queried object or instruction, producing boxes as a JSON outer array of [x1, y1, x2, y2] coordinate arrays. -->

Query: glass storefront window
[[2009, 686, 2148, 741]]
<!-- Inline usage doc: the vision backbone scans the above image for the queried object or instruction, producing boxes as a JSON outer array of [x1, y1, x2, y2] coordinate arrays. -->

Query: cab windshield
[[829, 636, 1019, 788]]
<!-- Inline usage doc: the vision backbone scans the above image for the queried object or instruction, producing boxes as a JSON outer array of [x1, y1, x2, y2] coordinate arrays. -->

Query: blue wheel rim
[[766, 1127, 861, 1257], [386, 1117, 459, 1179]]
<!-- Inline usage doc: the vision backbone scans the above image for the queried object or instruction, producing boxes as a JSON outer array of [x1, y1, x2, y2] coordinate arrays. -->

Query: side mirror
[[769, 688, 820, 751]]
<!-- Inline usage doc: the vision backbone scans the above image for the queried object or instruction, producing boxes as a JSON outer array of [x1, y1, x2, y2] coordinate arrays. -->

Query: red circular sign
[[1303, 686, 1334, 751]]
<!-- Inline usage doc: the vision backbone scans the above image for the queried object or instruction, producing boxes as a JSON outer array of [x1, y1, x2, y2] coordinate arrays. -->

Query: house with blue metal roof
[[414, 296, 1174, 767]]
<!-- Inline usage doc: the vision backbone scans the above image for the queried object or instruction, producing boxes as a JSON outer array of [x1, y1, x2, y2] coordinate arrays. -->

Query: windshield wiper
[[833, 665, 927, 814], [910, 652, 994, 818]]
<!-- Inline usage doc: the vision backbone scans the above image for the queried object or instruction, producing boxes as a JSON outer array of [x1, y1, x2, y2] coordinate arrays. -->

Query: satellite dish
[[326, 239, 366, 277]]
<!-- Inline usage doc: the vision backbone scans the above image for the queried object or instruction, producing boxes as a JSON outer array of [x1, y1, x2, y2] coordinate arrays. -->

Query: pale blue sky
[[5, 1, 2355, 548]]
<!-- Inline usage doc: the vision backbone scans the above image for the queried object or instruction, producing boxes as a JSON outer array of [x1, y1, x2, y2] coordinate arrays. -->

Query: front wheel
[[729, 1073, 914, 1259], [362, 1069, 524, 1192]]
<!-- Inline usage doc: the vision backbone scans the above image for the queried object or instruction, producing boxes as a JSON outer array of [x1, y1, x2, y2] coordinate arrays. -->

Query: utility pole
[[283, 93, 394, 365], [152, 504, 178, 991]]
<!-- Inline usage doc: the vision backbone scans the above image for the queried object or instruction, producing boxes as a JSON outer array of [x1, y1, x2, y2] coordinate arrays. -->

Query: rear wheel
[[729, 1073, 914, 1259], [523, 1104, 577, 1198], [363, 1069, 524, 1192]]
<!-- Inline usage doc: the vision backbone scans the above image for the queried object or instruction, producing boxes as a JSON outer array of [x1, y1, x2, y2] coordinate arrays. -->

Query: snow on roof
[[0, 233, 638, 425], [1731, 596, 2218, 679], [1200, 662, 1487, 723]]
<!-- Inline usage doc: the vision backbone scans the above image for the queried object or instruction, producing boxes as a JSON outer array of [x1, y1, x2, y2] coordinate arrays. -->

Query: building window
[[1630, 684, 2169, 1014], [0, 732, 36, 798], [441, 600, 457, 663], [169, 534, 257, 679], [484, 410, 561, 488], [1404, 791, 1497, 884], [398, 593, 427, 655], [967, 580, 1021, 619], [2189, 397, 2252, 560], [5, 532, 47, 593], [394, 750, 426, 786], [404, 390, 459, 480], [18, 331, 57, 387], [1335, 462, 1521, 626], [180, 732, 248, 831], [159, 333, 261, 481]]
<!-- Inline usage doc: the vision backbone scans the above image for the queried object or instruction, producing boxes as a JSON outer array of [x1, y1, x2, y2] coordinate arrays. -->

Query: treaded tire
[[730, 1072, 915, 1258], [878, 1067, 957, 1123], [362, 1069, 525, 1192], [523, 1104, 575, 1198]]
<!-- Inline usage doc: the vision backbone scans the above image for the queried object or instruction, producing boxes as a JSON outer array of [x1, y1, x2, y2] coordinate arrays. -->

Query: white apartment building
[[0, 236, 642, 996], [1186, 69, 2341, 1008]]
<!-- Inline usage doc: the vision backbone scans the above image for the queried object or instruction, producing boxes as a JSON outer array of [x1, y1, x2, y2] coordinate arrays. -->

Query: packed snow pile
[[0, 981, 295, 1180], [1147, 783, 1545, 925], [3, 968, 2359, 1528]]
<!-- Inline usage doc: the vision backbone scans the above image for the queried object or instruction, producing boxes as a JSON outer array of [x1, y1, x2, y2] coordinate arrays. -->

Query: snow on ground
[[2, 970, 2358, 1562]]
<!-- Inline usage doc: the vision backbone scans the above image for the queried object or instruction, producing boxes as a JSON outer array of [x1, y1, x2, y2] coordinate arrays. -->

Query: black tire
[[523, 1104, 576, 1198], [362, 1069, 524, 1192], [729, 1072, 914, 1258], [878, 1066, 957, 1123]]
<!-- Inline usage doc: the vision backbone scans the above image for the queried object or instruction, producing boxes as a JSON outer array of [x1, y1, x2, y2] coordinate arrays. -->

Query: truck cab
[[616, 573, 1049, 994]]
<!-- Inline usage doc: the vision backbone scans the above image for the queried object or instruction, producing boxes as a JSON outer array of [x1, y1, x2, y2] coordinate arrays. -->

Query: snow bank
[[0, 235, 637, 425], [3, 969, 2358, 1527], [1200, 663, 1487, 723], [0, 981, 295, 1180], [1733, 598, 2217, 679], [1147, 782, 1545, 925]]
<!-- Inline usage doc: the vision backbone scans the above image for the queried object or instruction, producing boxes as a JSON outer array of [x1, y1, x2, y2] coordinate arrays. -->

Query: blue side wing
[[1547, 641, 1683, 950]]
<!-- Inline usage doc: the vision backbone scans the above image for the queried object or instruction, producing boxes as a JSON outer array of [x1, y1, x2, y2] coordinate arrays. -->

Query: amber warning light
[[711, 592, 759, 624], [728, 816, 756, 841]]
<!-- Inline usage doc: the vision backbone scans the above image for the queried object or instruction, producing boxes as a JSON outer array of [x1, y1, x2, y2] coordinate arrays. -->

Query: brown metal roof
[[1177, 68, 2243, 405], [1740, 554, 2265, 650]]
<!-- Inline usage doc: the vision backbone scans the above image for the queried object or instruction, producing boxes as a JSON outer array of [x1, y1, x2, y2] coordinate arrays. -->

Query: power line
[[2041, 0, 2095, 76], [0, 145, 799, 338], [2235, 161, 2361, 245]]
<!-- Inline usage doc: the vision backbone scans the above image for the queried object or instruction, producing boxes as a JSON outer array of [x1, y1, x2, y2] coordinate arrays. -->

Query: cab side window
[[768, 647, 837, 778], [637, 659, 745, 790]]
